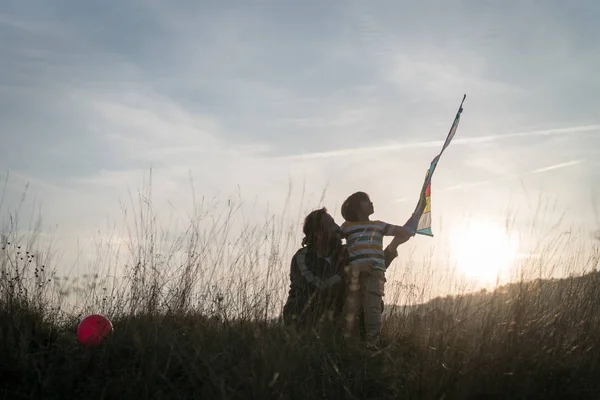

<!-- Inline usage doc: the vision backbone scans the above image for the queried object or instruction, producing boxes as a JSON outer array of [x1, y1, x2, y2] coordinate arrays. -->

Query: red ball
[[77, 314, 113, 346]]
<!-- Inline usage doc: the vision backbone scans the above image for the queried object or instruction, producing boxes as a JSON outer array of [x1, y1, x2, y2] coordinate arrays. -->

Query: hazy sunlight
[[450, 220, 518, 284]]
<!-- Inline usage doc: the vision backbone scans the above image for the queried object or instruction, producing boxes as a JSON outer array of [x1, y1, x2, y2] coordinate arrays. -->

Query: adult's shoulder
[[291, 247, 309, 264], [293, 247, 309, 257]]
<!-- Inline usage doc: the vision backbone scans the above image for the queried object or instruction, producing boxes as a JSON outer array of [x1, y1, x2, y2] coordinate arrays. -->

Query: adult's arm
[[293, 249, 341, 291], [383, 245, 398, 269], [383, 213, 418, 268]]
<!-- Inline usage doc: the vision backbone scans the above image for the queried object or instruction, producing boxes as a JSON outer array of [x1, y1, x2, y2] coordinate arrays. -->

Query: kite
[[408, 95, 466, 237]]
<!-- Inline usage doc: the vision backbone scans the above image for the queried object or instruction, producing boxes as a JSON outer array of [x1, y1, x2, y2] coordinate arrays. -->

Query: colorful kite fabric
[[409, 95, 466, 237]]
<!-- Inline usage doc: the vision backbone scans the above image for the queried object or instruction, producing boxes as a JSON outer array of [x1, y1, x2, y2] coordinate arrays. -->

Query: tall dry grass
[[1, 176, 600, 399]]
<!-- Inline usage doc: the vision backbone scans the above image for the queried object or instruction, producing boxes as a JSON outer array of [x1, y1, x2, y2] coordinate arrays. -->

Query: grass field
[[2, 188, 600, 399]]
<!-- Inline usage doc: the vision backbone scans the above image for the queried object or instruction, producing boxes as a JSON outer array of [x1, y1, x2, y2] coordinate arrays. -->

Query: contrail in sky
[[279, 124, 600, 160], [530, 160, 583, 174], [395, 159, 585, 201]]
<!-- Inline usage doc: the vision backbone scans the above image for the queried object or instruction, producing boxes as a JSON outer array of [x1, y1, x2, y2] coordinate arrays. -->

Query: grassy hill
[[2, 188, 600, 399], [3, 267, 600, 399]]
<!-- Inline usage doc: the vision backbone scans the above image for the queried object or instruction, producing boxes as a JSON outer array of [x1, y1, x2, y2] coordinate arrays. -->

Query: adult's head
[[301, 207, 342, 255]]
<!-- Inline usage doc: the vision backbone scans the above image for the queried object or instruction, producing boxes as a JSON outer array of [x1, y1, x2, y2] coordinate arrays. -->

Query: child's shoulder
[[341, 220, 370, 227], [341, 220, 384, 230], [367, 220, 393, 233], [362, 219, 386, 226]]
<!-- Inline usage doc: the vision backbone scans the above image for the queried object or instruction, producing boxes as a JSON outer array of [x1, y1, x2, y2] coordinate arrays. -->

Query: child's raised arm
[[380, 221, 415, 238]]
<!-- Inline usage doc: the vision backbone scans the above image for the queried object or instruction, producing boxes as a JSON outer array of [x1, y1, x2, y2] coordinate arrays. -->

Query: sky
[[1, 1, 599, 300]]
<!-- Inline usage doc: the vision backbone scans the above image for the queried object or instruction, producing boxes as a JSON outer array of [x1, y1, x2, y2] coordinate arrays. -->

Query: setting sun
[[450, 220, 518, 284]]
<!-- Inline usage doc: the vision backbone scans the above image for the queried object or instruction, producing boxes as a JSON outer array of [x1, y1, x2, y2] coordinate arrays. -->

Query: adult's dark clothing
[[282, 245, 347, 328], [282, 244, 398, 329]]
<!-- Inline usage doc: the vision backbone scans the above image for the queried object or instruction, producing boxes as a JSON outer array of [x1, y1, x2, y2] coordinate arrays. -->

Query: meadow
[[1, 184, 600, 399]]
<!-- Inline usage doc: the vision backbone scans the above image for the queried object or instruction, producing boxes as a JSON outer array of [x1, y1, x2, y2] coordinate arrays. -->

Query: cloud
[[1, 0, 599, 282]]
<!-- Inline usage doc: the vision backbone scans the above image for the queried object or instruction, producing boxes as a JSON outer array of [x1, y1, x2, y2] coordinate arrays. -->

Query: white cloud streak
[[427, 159, 585, 195], [277, 125, 600, 160]]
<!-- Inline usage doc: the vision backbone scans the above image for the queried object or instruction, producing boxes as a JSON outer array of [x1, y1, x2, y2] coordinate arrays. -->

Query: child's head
[[341, 191, 374, 222]]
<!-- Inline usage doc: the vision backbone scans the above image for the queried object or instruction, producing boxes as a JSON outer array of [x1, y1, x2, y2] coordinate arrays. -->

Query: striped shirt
[[341, 220, 395, 271]]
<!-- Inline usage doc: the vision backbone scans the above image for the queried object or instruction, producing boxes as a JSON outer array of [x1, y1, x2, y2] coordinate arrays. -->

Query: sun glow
[[450, 220, 518, 284]]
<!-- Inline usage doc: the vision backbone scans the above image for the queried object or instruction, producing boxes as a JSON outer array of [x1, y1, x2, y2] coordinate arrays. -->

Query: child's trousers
[[343, 264, 386, 345]]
